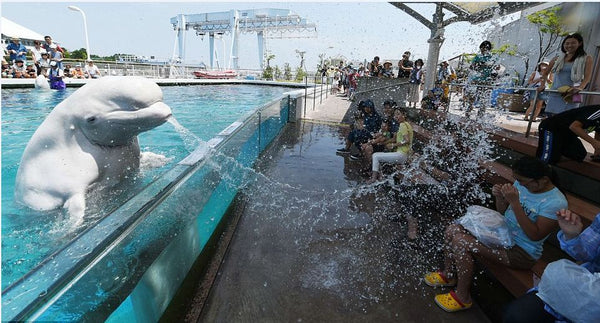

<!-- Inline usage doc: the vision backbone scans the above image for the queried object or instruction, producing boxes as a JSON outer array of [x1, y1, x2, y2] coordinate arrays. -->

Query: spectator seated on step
[[537, 105, 600, 164], [423, 156, 567, 313], [337, 99, 381, 155], [503, 209, 600, 323], [367, 108, 413, 183], [360, 118, 395, 164]]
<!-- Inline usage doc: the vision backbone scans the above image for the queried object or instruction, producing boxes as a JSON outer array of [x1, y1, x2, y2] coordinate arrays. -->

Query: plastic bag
[[457, 205, 514, 248], [537, 259, 600, 323]]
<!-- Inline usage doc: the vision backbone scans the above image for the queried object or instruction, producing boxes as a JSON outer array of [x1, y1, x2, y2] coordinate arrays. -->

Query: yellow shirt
[[395, 121, 413, 154]]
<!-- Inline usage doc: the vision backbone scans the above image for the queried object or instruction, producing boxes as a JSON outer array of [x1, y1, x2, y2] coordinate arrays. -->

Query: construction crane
[[170, 9, 317, 70]]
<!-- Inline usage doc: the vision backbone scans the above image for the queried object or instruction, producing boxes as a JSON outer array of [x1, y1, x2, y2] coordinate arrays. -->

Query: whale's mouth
[[83, 102, 173, 147]]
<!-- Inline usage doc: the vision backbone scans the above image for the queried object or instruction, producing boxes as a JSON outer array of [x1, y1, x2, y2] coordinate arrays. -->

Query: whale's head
[[65, 77, 172, 147]]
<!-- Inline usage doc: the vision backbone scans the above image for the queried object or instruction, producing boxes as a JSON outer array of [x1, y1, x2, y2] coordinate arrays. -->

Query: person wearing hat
[[524, 61, 552, 122], [48, 44, 64, 71], [48, 61, 66, 90], [6, 37, 28, 64], [12, 60, 27, 78], [2, 59, 11, 78], [380, 60, 395, 78], [336, 99, 381, 155]]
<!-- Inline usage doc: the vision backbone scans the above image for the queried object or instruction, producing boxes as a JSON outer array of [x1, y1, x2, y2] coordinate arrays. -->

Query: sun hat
[[50, 61, 57, 67], [384, 61, 392, 66]]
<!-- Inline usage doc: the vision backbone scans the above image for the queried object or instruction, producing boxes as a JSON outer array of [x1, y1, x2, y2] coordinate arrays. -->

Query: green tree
[[273, 65, 282, 80], [69, 48, 88, 60], [262, 54, 275, 80], [295, 67, 306, 82], [527, 6, 568, 67], [283, 63, 292, 81]]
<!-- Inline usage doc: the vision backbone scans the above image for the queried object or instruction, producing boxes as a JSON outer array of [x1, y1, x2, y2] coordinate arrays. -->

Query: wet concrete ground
[[196, 121, 493, 323]]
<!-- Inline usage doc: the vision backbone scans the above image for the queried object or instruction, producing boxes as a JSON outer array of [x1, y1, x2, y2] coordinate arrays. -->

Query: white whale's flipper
[[140, 151, 173, 170], [64, 192, 86, 226]]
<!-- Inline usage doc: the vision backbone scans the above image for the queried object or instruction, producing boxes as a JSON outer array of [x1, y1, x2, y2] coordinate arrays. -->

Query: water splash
[[167, 116, 203, 152]]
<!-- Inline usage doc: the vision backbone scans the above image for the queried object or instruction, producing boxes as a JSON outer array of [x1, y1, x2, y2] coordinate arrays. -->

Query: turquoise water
[[1, 84, 290, 290]]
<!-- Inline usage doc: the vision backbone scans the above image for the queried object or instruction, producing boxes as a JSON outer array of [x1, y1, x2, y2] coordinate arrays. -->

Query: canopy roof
[[1, 17, 45, 41], [389, 2, 539, 28]]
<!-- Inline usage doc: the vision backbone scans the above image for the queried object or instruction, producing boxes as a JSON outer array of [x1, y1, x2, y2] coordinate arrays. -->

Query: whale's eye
[[86, 116, 97, 123]]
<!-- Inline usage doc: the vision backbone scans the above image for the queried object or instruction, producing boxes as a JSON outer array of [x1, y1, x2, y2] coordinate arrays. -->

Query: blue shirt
[[6, 42, 27, 62], [557, 213, 600, 273], [504, 181, 567, 259]]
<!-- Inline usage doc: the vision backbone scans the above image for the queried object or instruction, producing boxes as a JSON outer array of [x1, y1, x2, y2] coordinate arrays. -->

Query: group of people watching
[[337, 32, 599, 321], [3, 36, 102, 89]]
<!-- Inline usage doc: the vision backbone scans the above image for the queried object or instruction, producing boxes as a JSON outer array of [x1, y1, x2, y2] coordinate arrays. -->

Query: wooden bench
[[409, 120, 600, 297]]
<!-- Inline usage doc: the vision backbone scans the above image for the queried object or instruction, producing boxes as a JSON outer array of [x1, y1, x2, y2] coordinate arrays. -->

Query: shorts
[[506, 245, 536, 270]]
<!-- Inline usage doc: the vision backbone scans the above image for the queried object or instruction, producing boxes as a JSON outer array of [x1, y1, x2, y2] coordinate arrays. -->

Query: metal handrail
[[448, 82, 600, 137]]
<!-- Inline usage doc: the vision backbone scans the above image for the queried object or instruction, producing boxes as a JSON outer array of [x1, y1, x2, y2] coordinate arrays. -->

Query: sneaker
[[349, 154, 362, 161], [336, 148, 350, 154]]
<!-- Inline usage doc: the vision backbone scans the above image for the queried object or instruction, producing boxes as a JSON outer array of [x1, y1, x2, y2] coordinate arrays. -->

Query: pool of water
[[1, 84, 291, 290]]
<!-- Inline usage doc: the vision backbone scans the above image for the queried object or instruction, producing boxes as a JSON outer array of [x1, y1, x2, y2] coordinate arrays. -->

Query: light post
[[68, 5, 91, 61]]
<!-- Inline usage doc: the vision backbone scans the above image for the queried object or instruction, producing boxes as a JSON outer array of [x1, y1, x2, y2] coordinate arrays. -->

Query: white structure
[[170, 9, 317, 70], [1, 17, 46, 50]]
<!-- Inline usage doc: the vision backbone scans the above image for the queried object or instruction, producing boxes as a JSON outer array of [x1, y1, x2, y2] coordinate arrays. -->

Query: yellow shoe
[[423, 271, 457, 287], [434, 291, 472, 312]]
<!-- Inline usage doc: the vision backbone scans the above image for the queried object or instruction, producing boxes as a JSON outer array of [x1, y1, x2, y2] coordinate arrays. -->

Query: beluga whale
[[15, 76, 172, 224]]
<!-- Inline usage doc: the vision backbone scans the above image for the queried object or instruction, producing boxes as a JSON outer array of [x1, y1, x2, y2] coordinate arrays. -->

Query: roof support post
[[424, 3, 445, 94]]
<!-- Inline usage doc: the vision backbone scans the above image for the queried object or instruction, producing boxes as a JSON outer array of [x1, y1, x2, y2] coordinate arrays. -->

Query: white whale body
[[15, 76, 172, 223]]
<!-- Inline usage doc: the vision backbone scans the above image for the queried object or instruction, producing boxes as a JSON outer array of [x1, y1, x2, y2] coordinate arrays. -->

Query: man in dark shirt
[[537, 105, 600, 163], [397, 51, 413, 78]]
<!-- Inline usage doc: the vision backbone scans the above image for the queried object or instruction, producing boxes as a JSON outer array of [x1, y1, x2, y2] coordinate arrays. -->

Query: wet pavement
[[196, 119, 492, 322]]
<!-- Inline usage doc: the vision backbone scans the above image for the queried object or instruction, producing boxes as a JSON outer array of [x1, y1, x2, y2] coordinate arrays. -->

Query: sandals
[[434, 290, 473, 312], [423, 271, 457, 287]]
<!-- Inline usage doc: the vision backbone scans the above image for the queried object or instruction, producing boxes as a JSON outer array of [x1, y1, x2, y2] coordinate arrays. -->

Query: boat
[[193, 70, 237, 79]]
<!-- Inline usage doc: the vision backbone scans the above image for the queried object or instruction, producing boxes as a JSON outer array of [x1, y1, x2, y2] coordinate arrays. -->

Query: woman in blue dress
[[539, 33, 593, 116]]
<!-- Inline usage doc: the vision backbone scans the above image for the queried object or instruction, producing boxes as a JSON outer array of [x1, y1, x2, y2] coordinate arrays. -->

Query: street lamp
[[68, 5, 91, 61]]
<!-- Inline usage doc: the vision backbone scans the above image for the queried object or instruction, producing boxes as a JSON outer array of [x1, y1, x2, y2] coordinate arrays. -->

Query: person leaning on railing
[[537, 33, 593, 117], [537, 105, 600, 163]]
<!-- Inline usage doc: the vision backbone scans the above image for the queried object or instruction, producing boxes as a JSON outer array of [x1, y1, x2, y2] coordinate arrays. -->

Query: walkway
[[187, 94, 496, 322]]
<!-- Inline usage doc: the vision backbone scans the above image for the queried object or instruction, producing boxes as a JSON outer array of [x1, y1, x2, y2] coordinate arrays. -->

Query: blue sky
[[2, 1, 519, 70]]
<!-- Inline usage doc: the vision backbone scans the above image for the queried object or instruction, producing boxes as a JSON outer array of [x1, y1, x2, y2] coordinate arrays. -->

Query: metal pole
[[313, 74, 317, 110], [525, 91, 539, 138], [304, 76, 307, 118], [320, 77, 323, 104], [325, 74, 328, 99]]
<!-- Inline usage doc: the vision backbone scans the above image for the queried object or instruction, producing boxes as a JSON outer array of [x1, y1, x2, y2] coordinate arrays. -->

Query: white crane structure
[[170, 9, 317, 70]]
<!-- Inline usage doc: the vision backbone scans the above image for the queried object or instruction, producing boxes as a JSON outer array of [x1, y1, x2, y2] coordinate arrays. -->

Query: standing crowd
[[3, 36, 102, 89]]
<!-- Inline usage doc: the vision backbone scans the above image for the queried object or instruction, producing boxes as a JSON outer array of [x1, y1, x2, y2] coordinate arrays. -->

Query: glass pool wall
[[1, 89, 305, 322]]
